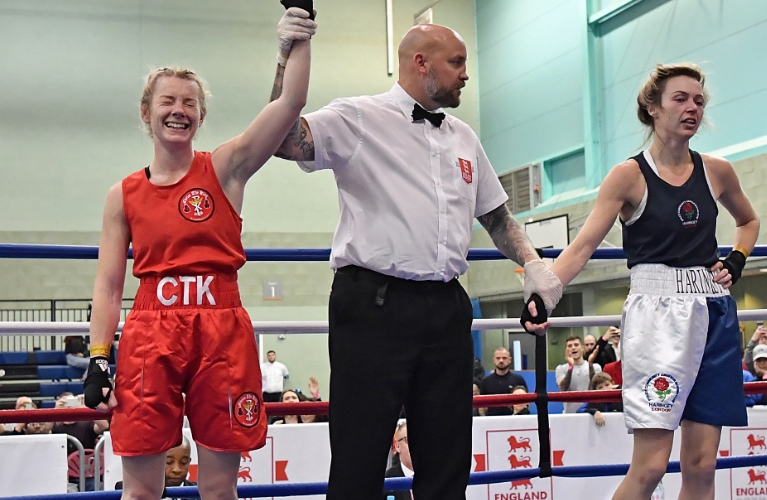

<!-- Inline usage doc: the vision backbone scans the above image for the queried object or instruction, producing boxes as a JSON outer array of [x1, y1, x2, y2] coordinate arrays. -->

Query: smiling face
[[565, 338, 584, 361], [648, 75, 705, 140], [141, 76, 204, 145]]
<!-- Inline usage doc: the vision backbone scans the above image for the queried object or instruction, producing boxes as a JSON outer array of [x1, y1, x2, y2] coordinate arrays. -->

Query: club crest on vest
[[179, 188, 214, 222]]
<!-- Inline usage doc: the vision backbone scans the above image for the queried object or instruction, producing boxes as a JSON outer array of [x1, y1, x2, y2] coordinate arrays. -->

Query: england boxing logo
[[677, 200, 699, 228], [179, 188, 214, 222], [644, 374, 680, 413], [234, 392, 261, 428], [458, 158, 472, 184]]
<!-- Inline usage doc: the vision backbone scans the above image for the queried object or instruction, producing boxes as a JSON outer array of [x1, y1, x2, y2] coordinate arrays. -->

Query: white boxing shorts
[[621, 264, 747, 430]]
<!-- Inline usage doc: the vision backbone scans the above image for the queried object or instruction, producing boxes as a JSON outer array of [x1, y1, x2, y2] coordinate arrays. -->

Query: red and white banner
[[6, 408, 767, 498]]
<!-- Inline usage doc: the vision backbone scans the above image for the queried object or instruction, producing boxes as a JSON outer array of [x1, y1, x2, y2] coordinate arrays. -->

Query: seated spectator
[[743, 370, 766, 407], [2, 398, 53, 435], [382, 420, 412, 500], [300, 377, 328, 423], [745, 323, 767, 376], [472, 383, 486, 417], [270, 389, 304, 425], [479, 347, 527, 416], [752, 344, 767, 381], [555, 336, 602, 413], [116, 437, 198, 499], [51, 392, 109, 456], [511, 386, 530, 416], [579, 372, 622, 427], [64, 335, 90, 371]]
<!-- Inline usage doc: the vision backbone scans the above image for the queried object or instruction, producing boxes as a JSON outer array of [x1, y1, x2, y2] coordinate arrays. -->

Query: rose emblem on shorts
[[234, 392, 261, 428], [179, 188, 214, 222], [644, 373, 680, 412], [677, 200, 699, 228]]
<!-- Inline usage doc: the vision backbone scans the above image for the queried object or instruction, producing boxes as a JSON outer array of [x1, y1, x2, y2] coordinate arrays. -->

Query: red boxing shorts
[[111, 273, 267, 456]]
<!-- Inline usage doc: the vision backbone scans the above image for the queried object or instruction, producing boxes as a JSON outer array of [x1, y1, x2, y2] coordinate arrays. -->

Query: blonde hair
[[637, 63, 708, 143], [140, 67, 210, 137]]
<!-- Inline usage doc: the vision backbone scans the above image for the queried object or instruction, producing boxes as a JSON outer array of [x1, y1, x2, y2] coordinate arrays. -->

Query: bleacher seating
[[0, 350, 115, 410]]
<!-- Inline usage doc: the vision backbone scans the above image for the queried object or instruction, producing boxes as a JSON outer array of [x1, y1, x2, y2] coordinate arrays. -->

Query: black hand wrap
[[83, 356, 113, 409], [721, 250, 747, 286], [520, 293, 548, 335], [280, 0, 315, 19]]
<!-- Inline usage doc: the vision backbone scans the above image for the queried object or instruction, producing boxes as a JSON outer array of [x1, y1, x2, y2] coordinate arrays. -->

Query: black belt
[[335, 265, 456, 306]]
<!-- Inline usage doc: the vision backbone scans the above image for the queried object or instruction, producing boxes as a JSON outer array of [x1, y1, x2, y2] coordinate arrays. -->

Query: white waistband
[[630, 264, 729, 297]]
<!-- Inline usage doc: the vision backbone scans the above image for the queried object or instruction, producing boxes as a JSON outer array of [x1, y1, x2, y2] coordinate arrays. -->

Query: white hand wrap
[[523, 259, 563, 315], [277, 7, 318, 66]]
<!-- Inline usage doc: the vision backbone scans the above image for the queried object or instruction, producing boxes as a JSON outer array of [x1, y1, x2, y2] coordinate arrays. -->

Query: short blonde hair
[[140, 67, 210, 137]]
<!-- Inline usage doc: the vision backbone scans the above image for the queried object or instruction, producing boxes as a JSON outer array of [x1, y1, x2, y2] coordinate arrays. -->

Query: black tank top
[[621, 150, 719, 268]]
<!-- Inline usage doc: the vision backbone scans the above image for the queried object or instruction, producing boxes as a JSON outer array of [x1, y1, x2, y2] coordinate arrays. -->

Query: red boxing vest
[[122, 151, 246, 278]]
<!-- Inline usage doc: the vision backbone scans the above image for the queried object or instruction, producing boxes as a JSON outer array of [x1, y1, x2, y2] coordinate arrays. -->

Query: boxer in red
[[83, 6, 316, 500]]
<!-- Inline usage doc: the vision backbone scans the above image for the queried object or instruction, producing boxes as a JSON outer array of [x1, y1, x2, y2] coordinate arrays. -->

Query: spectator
[[261, 350, 290, 403], [586, 327, 620, 369], [2, 397, 53, 435], [64, 336, 90, 371], [511, 386, 531, 416], [473, 357, 486, 387], [472, 384, 485, 417], [579, 372, 623, 426], [382, 421, 412, 500], [51, 392, 109, 456], [300, 377, 328, 424], [743, 370, 766, 407], [752, 344, 767, 381], [270, 390, 303, 425], [555, 336, 602, 413], [603, 339, 623, 386], [744, 323, 767, 376], [116, 437, 198, 498], [479, 348, 528, 416], [583, 334, 597, 356]]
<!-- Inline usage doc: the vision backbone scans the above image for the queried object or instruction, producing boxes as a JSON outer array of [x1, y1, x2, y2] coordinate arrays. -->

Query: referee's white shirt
[[261, 361, 289, 394], [299, 83, 508, 281]]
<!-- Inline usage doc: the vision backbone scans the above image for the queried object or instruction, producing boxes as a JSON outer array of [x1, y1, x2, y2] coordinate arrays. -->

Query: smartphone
[[63, 396, 82, 408], [22, 402, 35, 410], [758, 321, 764, 328], [280, 0, 315, 19]]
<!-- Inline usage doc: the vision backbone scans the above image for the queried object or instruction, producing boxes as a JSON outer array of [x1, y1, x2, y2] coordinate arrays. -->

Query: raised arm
[[271, 63, 315, 162], [84, 183, 130, 411], [212, 8, 316, 210]]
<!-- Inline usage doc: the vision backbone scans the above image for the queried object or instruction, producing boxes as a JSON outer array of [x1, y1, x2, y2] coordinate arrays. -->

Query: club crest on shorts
[[234, 392, 261, 428], [458, 158, 472, 184], [179, 188, 214, 222], [677, 200, 699, 228], [644, 373, 679, 413]]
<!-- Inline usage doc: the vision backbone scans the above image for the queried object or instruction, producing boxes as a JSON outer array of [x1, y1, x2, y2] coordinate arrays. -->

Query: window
[[544, 149, 586, 199]]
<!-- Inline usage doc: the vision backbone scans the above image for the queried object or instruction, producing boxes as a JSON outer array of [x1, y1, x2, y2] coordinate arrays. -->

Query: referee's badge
[[458, 158, 472, 184]]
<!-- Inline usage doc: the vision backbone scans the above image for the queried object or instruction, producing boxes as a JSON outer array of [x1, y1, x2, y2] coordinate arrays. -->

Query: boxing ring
[[1, 243, 767, 499]]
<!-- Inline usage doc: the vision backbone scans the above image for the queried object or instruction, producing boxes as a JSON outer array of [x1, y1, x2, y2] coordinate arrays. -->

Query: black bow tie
[[412, 104, 445, 128]]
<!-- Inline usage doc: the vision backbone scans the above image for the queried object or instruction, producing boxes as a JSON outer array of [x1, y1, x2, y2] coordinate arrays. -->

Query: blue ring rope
[[4, 454, 766, 500], [0, 243, 763, 260]]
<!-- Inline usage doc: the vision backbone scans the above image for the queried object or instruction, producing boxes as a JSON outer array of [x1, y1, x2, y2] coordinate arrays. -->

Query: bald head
[[397, 24, 468, 111]]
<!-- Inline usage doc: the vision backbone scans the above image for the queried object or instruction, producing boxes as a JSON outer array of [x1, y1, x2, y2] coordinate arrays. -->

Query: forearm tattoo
[[275, 118, 315, 161], [270, 65, 285, 102], [477, 204, 537, 266]]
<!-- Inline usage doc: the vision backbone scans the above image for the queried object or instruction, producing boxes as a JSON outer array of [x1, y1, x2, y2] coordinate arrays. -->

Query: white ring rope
[[1, 309, 766, 335]]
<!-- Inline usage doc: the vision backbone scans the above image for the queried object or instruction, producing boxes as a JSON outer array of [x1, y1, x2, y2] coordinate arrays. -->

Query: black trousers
[[326, 266, 474, 500], [262, 392, 282, 403]]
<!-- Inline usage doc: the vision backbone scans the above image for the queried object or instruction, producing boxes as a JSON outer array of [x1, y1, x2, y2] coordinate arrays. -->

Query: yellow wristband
[[733, 246, 751, 259], [90, 344, 111, 358]]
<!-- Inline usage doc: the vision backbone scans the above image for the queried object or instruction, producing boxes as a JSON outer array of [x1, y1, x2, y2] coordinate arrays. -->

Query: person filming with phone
[[52, 392, 110, 457], [744, 321, 767, 377]]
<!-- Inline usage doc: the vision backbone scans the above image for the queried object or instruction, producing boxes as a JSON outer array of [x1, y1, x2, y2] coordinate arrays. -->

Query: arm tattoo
[[269, 65, 285, 102], [275, 118, 315, 161], [477, 204, 538, 266], [560, 369, 573, 391]]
